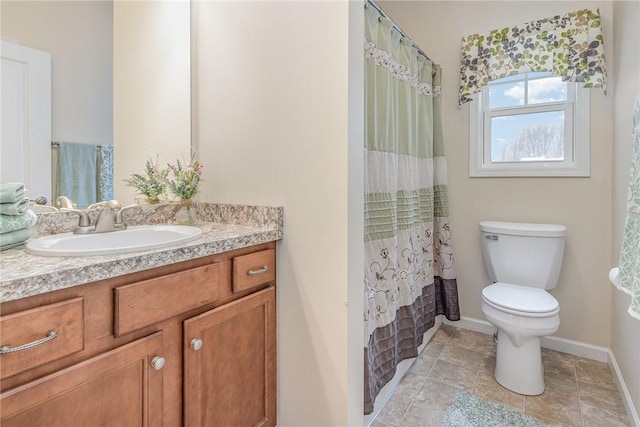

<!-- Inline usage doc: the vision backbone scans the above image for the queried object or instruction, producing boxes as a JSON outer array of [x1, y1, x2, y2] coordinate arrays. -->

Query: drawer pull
[[0, 331, 58, 355], [247, 266, 269, 276]]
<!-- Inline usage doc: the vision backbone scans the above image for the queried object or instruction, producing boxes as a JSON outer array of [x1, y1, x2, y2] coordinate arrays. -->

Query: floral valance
[[459, 8, 607, 106]]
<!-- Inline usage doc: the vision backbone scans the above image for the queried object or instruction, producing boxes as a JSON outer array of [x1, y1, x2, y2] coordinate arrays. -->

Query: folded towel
[[0, 227, 31, 249], [0, 182, 25, 203], [0, 198, 30, 216], [0, 209, 37, 234], [0, 240, 27, 251]]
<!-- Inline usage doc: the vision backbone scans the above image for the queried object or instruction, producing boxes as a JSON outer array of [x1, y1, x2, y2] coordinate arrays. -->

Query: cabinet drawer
[[233, 249, 276, 293], [115, 263, 221, 336], [1, 297, 84, 379]]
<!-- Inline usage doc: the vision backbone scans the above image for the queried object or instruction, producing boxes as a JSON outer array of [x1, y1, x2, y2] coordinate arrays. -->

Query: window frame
[[469, 74, 590, 177]]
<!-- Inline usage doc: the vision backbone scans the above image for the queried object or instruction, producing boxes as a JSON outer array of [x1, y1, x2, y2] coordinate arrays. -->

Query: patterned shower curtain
[[617, 95, 640, 320], [363, 4, 460, 415]]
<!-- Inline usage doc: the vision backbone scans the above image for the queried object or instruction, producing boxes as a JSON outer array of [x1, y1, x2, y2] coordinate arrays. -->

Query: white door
[[1, 40, 51, 202]]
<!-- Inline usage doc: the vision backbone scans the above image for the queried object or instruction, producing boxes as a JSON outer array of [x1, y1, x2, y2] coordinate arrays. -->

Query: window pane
[[527, 77, 567, 104], [489, 82, 525, 108], [527, 72, 554, 79], [490, 111, 565, 162], [488, 73, 524, 85]]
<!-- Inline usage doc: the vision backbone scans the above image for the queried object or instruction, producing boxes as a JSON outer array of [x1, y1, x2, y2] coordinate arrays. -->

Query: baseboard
[[539, 335, 609, 363], [608, 350, 640, 427], [443, 315, 495, 335], [445, 316, 638, 426], [444, 316, 609, 361]]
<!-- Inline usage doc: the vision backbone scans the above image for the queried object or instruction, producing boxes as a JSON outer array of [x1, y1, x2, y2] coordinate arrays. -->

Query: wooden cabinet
[[0, 297, 84, 378], [184, 287, 276, 427], [0, 242, 277, 427], [1, 332, 164, 427]]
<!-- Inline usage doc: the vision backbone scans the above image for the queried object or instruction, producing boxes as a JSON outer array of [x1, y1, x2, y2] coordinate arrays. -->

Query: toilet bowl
[[481, 282, 559, 395], [479, 221, 566, 396]]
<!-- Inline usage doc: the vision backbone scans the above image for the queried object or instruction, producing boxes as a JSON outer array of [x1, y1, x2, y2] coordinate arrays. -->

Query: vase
[[175, 199, 197, 225]]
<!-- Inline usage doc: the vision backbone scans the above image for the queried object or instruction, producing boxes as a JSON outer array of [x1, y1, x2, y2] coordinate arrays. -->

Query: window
[[469, 72, 590, 177]]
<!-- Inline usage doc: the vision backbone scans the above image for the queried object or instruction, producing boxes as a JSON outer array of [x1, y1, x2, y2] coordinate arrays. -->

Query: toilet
[[479, 220, 566, 395]]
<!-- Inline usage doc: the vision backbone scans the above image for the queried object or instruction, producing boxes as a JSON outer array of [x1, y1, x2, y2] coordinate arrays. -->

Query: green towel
[[0, 198, 30, 215], [0, 210, 37, 234], [0, 182, 25, 203], [0, 227, 31, 249]]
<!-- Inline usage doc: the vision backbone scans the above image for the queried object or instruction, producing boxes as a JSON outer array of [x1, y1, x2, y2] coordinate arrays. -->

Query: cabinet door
[[184, 287, 276, 427], [1, 331, 164, 427]]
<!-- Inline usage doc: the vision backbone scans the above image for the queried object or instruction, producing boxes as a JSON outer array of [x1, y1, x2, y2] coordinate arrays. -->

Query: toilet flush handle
[[485, 235, 499, 241]]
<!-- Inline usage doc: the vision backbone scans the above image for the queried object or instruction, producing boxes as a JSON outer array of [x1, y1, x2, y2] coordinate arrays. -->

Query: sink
[[26, 225, 203, 257]]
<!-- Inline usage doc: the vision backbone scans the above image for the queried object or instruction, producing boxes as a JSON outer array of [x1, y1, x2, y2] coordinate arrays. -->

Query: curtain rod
[[51, 141, 110, 148], [365, 0, 432, 62]]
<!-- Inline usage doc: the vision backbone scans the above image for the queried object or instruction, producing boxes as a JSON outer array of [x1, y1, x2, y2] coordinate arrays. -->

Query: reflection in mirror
[[113, 0, 191, 204], [1, 0, 113, 208]]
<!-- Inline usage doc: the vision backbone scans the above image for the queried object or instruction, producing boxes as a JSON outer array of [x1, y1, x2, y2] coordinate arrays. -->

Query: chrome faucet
[[66, 200, 130, 234], [56, 196, 76, 209]]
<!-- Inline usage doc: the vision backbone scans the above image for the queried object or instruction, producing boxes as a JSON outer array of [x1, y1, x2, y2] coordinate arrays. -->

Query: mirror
[[1, 1, 113, 208], [0, 1, 191, 208]]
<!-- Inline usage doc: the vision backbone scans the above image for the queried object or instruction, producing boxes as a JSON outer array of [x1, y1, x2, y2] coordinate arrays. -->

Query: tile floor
[[371, 325, 631, 427]]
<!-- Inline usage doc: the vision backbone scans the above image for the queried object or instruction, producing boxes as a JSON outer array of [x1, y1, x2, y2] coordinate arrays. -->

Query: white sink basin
[[26, 225, 203, 257]]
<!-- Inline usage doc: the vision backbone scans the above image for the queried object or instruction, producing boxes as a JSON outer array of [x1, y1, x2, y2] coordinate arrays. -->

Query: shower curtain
[[363, 4, 460, 414]]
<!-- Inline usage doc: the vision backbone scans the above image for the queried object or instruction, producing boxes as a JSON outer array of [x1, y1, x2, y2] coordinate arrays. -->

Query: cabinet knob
[[151, 356, 166, 371], [190, 338, 203, 351]]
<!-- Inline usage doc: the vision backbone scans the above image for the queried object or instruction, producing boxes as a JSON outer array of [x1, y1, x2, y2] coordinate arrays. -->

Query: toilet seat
[[482, 282, 559, 317]]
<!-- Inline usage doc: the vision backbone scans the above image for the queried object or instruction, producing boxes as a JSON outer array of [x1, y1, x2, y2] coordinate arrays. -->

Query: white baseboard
[[539, 335, 609, 362], [443, 316, 609, 361], [609, 349, 640, 427], [443, 315, 495, 335], [445, 316, 638, 426]]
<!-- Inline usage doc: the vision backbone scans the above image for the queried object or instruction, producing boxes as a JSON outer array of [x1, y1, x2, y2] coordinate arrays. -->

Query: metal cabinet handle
[[0, 331, 58, 355], [151, 356, 166, 371], [190, 338, 203, 351], [247, 266, 269, 275]]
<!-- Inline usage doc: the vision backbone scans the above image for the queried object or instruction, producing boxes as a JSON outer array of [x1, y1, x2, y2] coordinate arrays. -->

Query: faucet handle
[[61, 208, 91, 229], [56, 196, 77, 210], [115, 203, 138, 228], [87, 199, 121, 211]]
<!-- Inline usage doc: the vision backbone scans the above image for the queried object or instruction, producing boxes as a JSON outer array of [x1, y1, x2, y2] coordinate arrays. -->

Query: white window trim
[[469, 82, 590, 177]]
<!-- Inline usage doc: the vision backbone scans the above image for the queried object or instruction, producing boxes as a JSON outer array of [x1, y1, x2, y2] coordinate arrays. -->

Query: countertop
[[0, 203, 283, 303]]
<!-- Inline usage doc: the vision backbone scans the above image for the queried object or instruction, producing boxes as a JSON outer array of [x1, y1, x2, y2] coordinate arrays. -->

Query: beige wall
[[379, 0, 615, 347], [1, 1, 112, 145], [113, 1, 191, 204], [193, 2, 360, 425], [611, 0, 640, 416]]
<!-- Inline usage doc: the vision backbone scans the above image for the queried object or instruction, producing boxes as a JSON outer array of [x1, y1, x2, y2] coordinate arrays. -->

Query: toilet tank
[[479, 221, 567, 290]]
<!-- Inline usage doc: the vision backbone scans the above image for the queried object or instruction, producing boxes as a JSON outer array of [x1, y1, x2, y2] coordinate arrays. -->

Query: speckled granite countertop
[[0, 203, 283, 303]]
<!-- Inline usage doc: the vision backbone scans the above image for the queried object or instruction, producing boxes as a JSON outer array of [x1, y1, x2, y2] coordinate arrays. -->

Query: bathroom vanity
[[0, 203, 282, 427]]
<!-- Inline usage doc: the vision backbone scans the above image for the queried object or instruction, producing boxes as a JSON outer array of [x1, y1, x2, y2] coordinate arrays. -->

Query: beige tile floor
[[371, 325, 631, 427]]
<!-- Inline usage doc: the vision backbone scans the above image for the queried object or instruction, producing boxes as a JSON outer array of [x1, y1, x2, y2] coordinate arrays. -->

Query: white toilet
[[479, 220, 567, 395]]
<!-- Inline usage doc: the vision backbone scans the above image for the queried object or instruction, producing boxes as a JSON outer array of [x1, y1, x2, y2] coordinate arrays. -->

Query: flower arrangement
[[124, 156, 168, 202], [166, 153, 204, 200]]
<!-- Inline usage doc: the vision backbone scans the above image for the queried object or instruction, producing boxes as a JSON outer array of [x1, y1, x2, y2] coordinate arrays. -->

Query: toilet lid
[[482, 282, 559, 314]]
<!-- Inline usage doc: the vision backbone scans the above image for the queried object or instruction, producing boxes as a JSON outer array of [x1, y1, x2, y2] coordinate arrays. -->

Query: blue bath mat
[[442, 391, 560, 427]]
